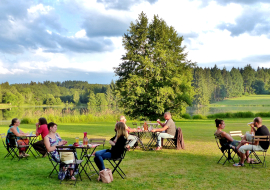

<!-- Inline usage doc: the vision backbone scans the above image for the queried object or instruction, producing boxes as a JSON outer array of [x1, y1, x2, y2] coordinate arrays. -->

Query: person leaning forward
[[233, 117, 270, 167], [32, 117, 49, 157], [151, 112, 176, 150]]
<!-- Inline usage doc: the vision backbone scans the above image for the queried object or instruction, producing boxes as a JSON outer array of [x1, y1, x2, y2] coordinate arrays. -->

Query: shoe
[[233, 163, 244, 167], [155, 146, 162, 151], [42, 153, 47, 158], [22, 152, 30, 157], [70, 176, 76, 181], [19, 154, 23, 158]]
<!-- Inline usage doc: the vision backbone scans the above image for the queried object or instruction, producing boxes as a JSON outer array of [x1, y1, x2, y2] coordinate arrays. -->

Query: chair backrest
[[251, 136, 270, 150], [132, 122, 137, 127], [229, 131, 242, 137], [1, 133, 7, 147], [214, 134, 229, 150], [6, 133, 17, 148], [89, 138, 106, 146]]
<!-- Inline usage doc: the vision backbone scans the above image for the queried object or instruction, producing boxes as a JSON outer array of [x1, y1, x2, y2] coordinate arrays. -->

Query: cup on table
[[79, 141, 83, 146], [137, 126, 141, 131], [75, 137, 79, 143]]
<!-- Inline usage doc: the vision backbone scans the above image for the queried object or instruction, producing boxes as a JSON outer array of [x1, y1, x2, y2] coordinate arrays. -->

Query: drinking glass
[[75, 137, 79, 143]]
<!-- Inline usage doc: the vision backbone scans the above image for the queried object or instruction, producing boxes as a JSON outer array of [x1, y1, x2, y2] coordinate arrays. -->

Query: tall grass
[[20, 108, 124, 124]]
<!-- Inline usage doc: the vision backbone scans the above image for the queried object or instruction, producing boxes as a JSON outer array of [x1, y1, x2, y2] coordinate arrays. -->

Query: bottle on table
[[143, 122, 148, 131], [83, 132, 88, 146]]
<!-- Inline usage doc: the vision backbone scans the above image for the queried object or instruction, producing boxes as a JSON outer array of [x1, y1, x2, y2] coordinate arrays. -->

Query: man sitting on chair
[[151, 112, 176, 151], [233, 117, 270, 167]]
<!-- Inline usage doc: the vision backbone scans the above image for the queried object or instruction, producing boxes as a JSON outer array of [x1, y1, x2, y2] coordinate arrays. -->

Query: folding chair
[[56, 146, 84, 186], [214, 134, 238, 165], [6, 134, 29, 161], [248, 135, 269, 168], [104, 148, 127, 179], [132, 122, 137, 128], [1, 133, 14, 159], [47, 152, 59, 177], [163, 127, 178, 149], [89, 138, 106, 149], [229, 131, 243, 140]]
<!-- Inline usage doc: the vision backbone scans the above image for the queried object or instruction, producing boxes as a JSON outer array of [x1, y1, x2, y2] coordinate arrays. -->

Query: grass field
[[210, 95, 270, 106], [1, 118, 270, 190]]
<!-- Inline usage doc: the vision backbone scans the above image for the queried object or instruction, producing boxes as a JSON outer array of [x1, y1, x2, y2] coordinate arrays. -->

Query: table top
[[56, 144, 100, 149]]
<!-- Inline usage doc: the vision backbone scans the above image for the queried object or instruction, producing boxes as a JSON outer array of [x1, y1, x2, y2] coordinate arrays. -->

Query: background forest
[[0, 64, 269, 109]]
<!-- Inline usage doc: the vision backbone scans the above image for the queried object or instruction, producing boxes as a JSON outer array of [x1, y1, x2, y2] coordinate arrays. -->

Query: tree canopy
[[114, 12, 195, 119]]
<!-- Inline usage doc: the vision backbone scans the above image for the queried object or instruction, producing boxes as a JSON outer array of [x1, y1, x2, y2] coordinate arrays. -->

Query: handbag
[[60, 152, 74, 164], [98, 168, 113, 183]]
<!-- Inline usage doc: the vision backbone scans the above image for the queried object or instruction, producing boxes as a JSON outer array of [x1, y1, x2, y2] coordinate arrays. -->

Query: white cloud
[[75, 29, 86, 38]]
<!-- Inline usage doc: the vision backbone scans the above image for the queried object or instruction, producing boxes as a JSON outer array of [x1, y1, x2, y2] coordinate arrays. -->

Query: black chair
[[104, 148, 127, 179], [164, 127, 178, 149], [1, 133, 15, 159], [6, 133, 29, 161], [56, 146, 84, 186], [248, 135, 269, 168], [214, 134, 238, 165], [47, 152, 59, 178]]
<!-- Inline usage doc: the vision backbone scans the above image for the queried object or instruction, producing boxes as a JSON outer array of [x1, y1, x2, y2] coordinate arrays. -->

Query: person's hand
[[151, 129, 156, 132], [35, 123, 39, 127]]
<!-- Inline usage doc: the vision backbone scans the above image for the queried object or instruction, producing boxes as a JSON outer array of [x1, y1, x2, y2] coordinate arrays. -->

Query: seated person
[[119, 116, 138, 149], [6, 118, 29, 158], [233, 117, 270, 167], [151, 112, 176, 150], [214, 119, 239, 148], [94, 122, 128, 172], [32, 117, 49, 157], [44, 122, 77, 180]]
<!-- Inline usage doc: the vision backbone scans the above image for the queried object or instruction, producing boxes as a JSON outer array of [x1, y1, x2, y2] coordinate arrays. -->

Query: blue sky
[[0, 0, 270, 84]]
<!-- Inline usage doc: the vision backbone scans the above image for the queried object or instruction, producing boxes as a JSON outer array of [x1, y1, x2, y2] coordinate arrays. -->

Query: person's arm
[[126, 127, 137, 132], [10, 127, 27, 137], [35, 123, 40, 136], [221, 132, 234, 142], [44, 136, 56, 152], [151, 126, 168, 132], [109, 140, 116, 146]]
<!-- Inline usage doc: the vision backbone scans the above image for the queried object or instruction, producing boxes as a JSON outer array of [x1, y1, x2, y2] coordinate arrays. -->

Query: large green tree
[[114, 12, 194, 119]]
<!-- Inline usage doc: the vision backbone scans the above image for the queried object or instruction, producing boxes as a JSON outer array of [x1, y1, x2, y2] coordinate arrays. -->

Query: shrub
[[192, 114, 207, 119], [181, 113, 191, 119], [21, 118, 31, 124], [234, 111, 254, 118], [255, 112, 270, 117]]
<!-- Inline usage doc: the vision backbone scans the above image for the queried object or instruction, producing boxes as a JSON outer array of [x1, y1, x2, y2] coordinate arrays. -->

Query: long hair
[[215, 119, 223, 128], [115, 122, 128, 139], [39, 117, 47, 125], [9, 118, 18, 127]]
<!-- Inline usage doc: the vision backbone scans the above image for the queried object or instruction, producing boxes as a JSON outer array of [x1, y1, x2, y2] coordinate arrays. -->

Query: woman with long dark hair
[[7, 118, 29, 157]]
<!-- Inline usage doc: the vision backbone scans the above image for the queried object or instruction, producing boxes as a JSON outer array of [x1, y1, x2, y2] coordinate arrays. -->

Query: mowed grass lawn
[[1, 118, 270, 190], [210, 95, 270, 106]]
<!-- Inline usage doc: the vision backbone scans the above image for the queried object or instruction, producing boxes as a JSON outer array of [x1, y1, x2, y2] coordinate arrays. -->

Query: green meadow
[[1, 118, 270, 190], [210, 95, 270, 106], [1, 95, 270, 189]]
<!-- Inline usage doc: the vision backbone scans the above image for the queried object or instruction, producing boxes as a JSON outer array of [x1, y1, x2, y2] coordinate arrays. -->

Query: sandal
[[155, 146, 162, 151], [233, 163, 244, 167], [70, 176, 76, 181]]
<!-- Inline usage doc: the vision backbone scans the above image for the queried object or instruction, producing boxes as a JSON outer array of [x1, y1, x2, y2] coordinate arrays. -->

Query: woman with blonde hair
[[94, 122, 128, 171]]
